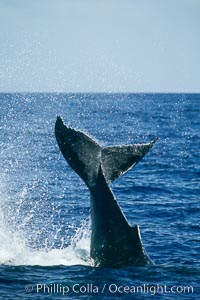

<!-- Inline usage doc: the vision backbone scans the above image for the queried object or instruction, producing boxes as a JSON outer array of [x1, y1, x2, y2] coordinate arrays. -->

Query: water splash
[[0, 186, 92, 266], [0, 214, 92, 266]]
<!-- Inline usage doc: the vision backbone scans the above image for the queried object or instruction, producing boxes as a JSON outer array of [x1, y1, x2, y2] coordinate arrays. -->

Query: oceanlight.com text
[[25, 283, 194, 296]]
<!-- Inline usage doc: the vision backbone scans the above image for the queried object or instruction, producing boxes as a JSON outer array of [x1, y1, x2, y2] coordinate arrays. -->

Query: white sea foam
[[0, 223, 91, 266], [0, 192, 92, 267]]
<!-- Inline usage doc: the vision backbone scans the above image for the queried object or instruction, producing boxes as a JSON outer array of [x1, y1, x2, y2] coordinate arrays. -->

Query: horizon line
[[0, 91, 200, 95]]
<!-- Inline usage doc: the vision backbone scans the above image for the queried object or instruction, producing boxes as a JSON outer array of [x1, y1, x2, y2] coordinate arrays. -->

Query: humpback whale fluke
[[55, 116, 157, 267]]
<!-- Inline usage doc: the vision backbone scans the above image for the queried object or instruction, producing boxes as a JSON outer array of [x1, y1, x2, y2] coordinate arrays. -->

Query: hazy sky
[[0, 0, 200, 92]]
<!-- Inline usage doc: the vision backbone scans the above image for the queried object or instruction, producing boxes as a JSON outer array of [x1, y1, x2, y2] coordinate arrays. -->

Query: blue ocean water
[[0, 93, 199, 299]]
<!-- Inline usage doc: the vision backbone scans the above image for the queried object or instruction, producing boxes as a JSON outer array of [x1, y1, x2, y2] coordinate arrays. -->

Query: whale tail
[[55, 116, 156, 267], [55, 116, 157, 188]]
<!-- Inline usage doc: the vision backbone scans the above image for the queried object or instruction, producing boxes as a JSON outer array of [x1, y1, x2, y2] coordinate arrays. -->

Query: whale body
[[55, 116, 157, 267]]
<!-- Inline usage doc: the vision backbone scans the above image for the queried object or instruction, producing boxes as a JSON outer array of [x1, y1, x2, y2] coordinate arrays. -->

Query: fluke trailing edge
[[55, 116, 157, 267]]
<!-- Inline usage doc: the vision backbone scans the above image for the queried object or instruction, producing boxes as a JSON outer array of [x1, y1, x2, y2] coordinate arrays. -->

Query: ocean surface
[[0, 93, 199, 299]]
